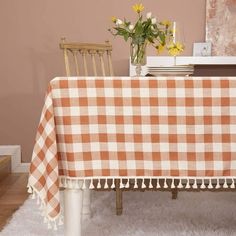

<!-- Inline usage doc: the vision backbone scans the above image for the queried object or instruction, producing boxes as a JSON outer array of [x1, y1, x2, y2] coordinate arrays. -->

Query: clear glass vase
[[130, 41, 147, 76]]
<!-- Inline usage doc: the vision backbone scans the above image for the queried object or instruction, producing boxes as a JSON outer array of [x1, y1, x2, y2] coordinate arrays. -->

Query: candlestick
[[173, 21, 176, 43]]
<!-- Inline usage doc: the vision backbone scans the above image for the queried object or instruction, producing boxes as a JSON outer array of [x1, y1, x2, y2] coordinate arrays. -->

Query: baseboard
[[0, 145, 29, 173], [15, 162, 30, 173]]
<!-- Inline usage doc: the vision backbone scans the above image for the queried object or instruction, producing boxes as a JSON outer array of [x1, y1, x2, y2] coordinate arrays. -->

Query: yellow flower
[[175, 42, 184, 51], [161, 20, 171, 28], [108, 3, 184, 58], [132, 3, 144, 13], [111, 16, 117, 23], [156, 44, 165, 54], [167, 42, 184, 56]]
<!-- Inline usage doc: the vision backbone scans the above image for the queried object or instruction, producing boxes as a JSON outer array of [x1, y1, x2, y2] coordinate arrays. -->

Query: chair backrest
[[59, 38, 114, 76]]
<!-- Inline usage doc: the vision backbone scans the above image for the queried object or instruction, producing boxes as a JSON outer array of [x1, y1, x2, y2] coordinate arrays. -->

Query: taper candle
[[173, 21, 176, 43]]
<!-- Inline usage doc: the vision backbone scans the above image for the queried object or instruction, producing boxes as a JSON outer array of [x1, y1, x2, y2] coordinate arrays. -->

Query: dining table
[[28, 76, 236, 236]]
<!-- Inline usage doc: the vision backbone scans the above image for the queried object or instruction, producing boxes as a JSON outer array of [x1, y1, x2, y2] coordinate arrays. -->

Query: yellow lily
[[161, 20, 171, 28], [176, 42, 184, 51], [167, 42, 184, 56], [132, 3, 144, 13]]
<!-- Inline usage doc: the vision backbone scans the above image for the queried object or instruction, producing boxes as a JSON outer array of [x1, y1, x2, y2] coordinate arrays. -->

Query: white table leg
[[64, 188, 83, 236], [82, 187, 91, 220]]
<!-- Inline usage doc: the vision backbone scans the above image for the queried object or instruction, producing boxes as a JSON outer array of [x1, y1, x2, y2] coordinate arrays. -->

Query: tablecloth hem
[[27, 182, 63, 230], [58, 176, 236, 190]]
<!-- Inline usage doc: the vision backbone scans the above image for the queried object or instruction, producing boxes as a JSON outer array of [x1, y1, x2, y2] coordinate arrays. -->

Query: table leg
[[115, 179, 123, 215], [82, 183, 91, 220], [64, 188, 83, 236], [171, 188, 178, 199]]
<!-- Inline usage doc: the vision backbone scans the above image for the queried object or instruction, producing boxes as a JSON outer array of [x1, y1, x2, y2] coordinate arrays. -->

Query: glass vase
[[130, 41, 147, 76]]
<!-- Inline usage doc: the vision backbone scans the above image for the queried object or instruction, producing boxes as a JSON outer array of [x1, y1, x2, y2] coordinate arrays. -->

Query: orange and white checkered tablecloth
[[28, 76, 236, 225]]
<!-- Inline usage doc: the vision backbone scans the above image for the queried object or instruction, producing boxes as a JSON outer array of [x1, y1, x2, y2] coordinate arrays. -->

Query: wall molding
[[0, 145, 29, 173]]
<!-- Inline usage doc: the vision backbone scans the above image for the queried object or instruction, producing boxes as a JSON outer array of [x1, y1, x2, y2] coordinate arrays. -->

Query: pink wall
[[0, 0, 206, 162]]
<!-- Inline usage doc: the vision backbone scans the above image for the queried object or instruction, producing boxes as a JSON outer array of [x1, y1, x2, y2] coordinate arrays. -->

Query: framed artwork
[[206, 0, 236, 56]]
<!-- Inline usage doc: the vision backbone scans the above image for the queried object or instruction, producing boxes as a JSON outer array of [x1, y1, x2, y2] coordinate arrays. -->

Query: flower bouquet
[[109, 3, 184, 76]]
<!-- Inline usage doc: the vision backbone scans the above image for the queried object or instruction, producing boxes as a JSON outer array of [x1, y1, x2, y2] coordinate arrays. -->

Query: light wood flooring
[[0, 173, 29, 231]]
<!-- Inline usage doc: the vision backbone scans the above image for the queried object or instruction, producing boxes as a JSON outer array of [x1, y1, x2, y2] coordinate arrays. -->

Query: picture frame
[[193, 42, 211, 57]]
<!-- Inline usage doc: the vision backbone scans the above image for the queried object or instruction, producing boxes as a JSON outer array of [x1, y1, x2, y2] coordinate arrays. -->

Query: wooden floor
[[0, 173, 29, 231]]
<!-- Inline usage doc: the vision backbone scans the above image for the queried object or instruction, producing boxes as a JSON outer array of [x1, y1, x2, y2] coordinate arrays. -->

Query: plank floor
[[0, 173, 29, 231]]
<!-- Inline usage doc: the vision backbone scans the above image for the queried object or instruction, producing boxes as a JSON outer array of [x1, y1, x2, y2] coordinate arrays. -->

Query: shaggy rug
[[1, 190, 236, 236]]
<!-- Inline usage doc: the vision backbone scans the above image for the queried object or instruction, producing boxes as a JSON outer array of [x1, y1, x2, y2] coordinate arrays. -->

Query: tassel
[[192, 179, 198, 189], [82, 180, 86, 189], [156, 179, 161, 188], [171, 179, 175, 189], [119, 179, 122, 188], [27, 186, 33, 194], [59, 178, 64, 187], [68, 180, 73, 189], [185, 179, 190, 189], [149, 178, 153, 188], [141, 178, 146, 189], [89, 179, 94, 189], [119, 179, 125, 188], [230, 179, 235, 189], [62, 178, 66, 187], [200, 179, 206, 189], [215, 179, 220, 189], [123, 179, 126, 188], [111, 179, 115, 189], [58, 178, 62, 187], [59, 178, 63, 186], [125, 180, 130, 188], [208, 179, 213, 189], [104, 179, 109, 189], [164, 178, 168, 188], [223, 179, 228, 188], [122, 179, 126, 188], [97, 179, 101, 189], [27, 183, 32, 193], [64, 179, 68, 187], [134, 179, 138, 188], [177, 179, 183, 188]]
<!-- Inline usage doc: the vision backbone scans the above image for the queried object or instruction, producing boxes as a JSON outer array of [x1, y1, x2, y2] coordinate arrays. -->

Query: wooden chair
[[60, 37, 119, 216], [59, 37, 114, 76], [59, 39, 177, 215]]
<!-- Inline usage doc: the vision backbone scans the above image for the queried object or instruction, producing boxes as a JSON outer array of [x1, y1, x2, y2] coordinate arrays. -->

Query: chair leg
[[115, 179, 123, 215], [171, 188, 178, 199]]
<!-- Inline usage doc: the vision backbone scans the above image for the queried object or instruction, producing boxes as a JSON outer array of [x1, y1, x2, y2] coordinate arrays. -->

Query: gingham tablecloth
[[28, 76, 236, 225]]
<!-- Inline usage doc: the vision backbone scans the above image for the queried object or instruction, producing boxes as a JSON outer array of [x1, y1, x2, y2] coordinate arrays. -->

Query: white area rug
[[1, 190, 236, 236]]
